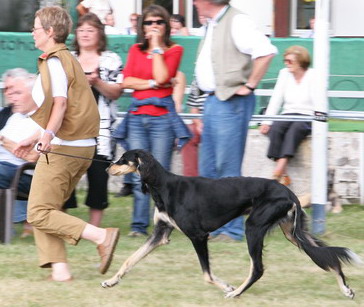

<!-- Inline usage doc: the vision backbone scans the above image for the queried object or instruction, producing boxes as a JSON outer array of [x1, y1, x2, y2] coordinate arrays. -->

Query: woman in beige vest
[[14, 6, 120, 282]]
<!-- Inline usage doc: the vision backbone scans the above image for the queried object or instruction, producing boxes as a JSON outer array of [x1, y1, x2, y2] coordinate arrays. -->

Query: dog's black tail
[[292, 203, 362, 271]]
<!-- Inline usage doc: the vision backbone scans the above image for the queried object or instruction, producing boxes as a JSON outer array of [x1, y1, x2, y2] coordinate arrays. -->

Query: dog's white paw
[[224, 289, 240, 299], [342, 286, 355, 299], [101, 277, 119, 288], [223, 284, 236, 293]]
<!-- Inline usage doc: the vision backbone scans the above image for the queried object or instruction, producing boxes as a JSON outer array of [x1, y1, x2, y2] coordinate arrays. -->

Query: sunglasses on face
[[142, 20, 166, 26]]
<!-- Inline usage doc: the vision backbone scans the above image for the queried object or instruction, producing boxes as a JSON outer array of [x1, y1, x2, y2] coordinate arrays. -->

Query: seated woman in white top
[[259, 45, 324, 186]]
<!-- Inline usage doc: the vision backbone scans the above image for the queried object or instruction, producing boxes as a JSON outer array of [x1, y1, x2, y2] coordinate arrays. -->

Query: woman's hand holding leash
[[37, 132, 53, 153]]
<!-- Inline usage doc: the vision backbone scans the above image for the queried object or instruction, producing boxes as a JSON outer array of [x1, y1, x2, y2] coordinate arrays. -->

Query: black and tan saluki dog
[[102, 149, 361, 299]]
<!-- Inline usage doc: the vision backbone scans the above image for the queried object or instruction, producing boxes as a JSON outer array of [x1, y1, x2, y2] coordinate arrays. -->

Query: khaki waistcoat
[[198, 6, 252, 101], [31, 43, 100, 140]]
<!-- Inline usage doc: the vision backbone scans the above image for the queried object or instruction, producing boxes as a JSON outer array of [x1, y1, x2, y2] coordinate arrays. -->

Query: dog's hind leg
[[334, 267, 355, 299], [225, 213, 272, 298], [280, 221, 298, 247], [101, 220, 174, 288], [287, 202, 359, 298], [279, 204, 300, 247], [189, 236, 235, 293]]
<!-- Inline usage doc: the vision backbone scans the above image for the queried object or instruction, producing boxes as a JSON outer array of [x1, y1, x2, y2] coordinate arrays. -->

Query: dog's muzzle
[[107, 163, 136, 176]]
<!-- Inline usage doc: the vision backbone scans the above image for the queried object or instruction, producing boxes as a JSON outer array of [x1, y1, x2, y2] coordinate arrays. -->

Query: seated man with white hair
[[0, 68, 41, 237]]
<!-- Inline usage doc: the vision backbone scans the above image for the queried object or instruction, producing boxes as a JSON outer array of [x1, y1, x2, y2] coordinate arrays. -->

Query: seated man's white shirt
[[195, 6, 278, 92], [0, 113, 40, 165], [32, 57, 96, 147]]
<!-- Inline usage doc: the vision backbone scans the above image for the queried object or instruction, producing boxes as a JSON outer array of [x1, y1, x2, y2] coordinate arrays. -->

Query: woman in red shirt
[[115, 5, 190, 237]]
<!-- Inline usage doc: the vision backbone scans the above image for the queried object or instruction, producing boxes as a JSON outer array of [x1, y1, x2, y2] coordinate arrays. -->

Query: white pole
[[136, 0, 142, 14], [186, 0, 194, 29], [311, 0, 330, 234], [173, 0, 179, 14]]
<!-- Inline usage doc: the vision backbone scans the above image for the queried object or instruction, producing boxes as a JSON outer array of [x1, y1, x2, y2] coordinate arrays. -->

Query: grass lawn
[[1, 191, 363, 307]]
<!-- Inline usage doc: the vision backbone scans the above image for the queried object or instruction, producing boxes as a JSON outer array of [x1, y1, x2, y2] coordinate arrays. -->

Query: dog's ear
[[137, 157, 143, 169], [129, 149, 154, 179], [115, 150, 143, 174], [133, 151, 148, 174], [127, 151, 141, 170]]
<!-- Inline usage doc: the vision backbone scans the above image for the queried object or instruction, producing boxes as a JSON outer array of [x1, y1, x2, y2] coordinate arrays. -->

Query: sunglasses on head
[[143, 20, 166, 26]]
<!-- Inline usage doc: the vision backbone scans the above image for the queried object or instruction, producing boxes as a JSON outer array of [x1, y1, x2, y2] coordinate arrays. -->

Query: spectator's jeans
[[127, 114, 175, 234], [0, 161, 32, 222], [199, 94, 256, 240]]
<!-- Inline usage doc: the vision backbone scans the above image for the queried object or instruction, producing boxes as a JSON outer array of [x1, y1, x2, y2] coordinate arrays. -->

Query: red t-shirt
[[123, 43, 183, 115]]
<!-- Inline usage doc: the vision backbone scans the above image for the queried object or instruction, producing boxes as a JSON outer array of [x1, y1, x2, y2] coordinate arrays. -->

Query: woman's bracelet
[[44, 129, 55, 139]]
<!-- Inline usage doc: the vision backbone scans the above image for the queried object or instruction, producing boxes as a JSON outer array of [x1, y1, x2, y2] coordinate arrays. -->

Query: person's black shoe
[[115, 183, 133, 197]]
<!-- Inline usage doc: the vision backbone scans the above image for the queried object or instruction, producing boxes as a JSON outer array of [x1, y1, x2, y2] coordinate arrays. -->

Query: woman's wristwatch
[[151, 47, 164, 55], [149, 79, 158, 89]]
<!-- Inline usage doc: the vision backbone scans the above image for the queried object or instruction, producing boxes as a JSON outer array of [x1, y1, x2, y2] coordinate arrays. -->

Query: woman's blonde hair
[[35, 6, 72, 43], [284, 45, 311, 70]]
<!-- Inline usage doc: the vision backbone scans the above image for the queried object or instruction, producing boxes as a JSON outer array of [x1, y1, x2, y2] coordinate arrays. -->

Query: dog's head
[[107, 149, 159, 194], [107, 150, 142, 176], [107, 149, 153, 177]]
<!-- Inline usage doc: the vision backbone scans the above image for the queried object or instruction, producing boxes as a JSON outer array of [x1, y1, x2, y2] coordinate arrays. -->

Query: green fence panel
[[0, 33, 363, 116]]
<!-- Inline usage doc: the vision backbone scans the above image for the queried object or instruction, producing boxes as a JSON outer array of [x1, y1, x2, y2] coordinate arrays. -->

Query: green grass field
[[1, 191, 363, 307]]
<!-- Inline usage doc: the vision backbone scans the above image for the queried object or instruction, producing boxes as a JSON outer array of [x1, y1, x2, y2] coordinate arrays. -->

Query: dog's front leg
[[101, 221, 174, 288], [190, 237, 235, 294]]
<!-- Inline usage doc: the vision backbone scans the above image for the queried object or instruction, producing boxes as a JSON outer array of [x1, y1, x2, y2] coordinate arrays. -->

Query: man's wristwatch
[[151, 47, 164, 55], [245, 83, 256, 92]]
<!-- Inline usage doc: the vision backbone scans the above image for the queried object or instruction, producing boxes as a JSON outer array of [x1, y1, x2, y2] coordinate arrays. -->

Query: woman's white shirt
[[262, 68, 324, 125]]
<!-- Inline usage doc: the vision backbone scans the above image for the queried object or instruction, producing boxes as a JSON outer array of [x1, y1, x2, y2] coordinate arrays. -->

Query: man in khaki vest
[[194, 0, 277, 241]]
